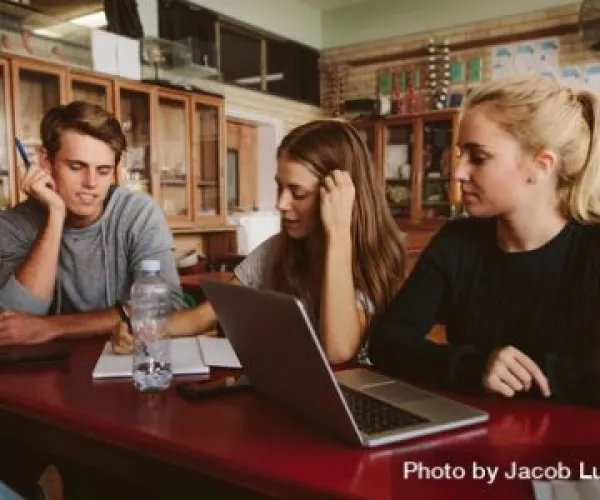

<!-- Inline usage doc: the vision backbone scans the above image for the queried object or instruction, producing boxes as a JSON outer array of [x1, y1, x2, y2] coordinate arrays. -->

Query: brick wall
[[320, 4, 590, 109]]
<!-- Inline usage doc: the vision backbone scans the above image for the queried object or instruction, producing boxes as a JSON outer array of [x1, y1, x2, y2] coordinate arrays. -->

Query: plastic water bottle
[[131, 259, 172, 391]]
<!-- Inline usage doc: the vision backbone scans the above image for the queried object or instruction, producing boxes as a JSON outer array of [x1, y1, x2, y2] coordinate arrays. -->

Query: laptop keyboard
[[340, 385, 429, 434]]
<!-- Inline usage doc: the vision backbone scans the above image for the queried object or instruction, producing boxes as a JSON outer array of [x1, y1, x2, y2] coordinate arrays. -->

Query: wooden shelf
[[0, 51, 228, 227], [354, 110, 460, 228]]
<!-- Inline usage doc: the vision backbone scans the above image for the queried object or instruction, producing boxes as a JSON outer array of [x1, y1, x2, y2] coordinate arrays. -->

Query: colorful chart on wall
[[491, 38, 560, 80], [466, 57, 482, 82], [513, 42, 537, 74], [561, 66, 584, 85], [450, 60, 465, 82], [378, 72, 392, 94], [538, 38, 559, 76], [491, 46, 514, 80], [584, 64, 600, 90]]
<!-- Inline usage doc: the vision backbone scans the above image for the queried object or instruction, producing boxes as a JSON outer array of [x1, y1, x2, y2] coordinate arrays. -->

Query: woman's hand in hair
[[483, 346, 551, 398], [320, 170, 355, 239]]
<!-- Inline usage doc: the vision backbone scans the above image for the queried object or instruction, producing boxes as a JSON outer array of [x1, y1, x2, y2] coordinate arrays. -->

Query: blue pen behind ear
[[15, 138, 31, 170]]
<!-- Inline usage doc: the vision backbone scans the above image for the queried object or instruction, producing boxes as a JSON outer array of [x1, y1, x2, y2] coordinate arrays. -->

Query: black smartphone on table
[[0, 342, 70, 368], [177, 375, 251, 401]]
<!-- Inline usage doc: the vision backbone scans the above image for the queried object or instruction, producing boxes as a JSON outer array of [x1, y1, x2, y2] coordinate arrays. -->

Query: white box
[[91, 30, 141, 81], [91, 30, 118, 75], [117, 35, 141, 80]]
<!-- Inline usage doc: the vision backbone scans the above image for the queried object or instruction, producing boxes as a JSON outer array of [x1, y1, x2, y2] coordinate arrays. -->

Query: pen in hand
[[16, 139, 56, 193], [15, 138, 31, 170], [116, 302, 133, 334], [116, 302, 151, 357]]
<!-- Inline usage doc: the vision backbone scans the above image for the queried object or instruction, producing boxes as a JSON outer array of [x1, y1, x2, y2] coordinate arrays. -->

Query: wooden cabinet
[[355, 110, 461, 265], [114, 80, 155, 197], [191, 95, 226, 227], [156, 89, 192, 226], [68, 72, 114, 111], [355, 110, 461, 226], [0, 60, 14, 211], [0, 54, 228, 233], [227, 119, 257, 211], [11, 59, 66, 184]]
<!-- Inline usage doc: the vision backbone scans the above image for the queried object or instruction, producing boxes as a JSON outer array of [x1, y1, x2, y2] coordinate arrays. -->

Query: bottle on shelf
[[413, 67, 423, 113], [406, 70, 416, 114], [398, 70, 407, 115], [391, 71, 400, 116]]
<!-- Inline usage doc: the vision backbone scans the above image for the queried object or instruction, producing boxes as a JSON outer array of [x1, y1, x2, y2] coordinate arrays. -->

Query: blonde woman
[[114, 120, 406, 364], [370, 75, 600, 406]]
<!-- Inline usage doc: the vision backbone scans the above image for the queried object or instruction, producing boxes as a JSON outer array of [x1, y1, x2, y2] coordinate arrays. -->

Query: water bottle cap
[[139, 259, 161, 272]]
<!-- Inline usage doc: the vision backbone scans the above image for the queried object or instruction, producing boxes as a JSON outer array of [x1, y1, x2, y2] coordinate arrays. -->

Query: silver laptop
[[202, 280, 489, 447]]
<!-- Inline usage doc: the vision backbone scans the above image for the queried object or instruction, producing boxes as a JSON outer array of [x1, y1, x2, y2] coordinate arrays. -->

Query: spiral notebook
[[92, 337, 210, 379], [92, 336, 241, 379], [533, 480, 600, 500]]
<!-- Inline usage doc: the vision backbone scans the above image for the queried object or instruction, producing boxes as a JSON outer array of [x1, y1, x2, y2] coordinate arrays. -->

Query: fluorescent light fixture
[[70, 11, 107, 28], [30, 10, 106, 40], [234, 73, 284, 85], [31, 28, 61, 39]]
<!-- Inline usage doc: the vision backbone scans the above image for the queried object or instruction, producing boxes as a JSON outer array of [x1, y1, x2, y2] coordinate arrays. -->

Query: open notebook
[[92, 336, 241, 379], [533, 480, 600, 500]]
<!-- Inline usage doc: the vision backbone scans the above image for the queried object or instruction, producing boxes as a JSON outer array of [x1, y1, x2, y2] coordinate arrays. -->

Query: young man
[[0, 101, 185, 346]]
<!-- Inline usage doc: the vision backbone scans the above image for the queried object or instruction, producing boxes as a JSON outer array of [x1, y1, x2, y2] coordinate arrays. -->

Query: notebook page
[[196, 337, 242, 369], [532, 480, 600, 500], [171, 337, 210, 374]]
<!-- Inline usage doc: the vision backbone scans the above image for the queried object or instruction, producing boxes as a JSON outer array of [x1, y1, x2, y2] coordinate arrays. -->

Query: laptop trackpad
[[363, 382, 434, 405], [336, 368, 396, 387]]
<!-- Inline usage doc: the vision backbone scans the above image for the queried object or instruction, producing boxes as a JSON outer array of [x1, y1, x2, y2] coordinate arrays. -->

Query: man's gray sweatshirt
[[0, 187, 185, 314]]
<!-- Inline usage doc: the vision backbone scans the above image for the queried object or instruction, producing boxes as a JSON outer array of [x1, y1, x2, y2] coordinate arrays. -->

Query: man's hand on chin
[[0, 311, 59, 346]]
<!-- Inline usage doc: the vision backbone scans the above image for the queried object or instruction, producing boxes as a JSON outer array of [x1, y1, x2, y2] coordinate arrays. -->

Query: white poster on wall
[[513, 42, 537, 74], [491, 38, 560, 80], [491, 45, 514, 80], [561, 66, 584, 86], [91, 30, 118, 75], [584, 64, 600, 90], [538, 38, 560, 74]]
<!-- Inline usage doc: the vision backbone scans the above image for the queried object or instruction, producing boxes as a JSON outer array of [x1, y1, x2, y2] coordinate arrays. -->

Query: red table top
[[1, 339, 599, 499]]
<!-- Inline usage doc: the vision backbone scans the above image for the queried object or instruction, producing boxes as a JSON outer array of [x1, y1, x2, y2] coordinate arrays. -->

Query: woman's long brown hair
[[269, 120, 406, 320]]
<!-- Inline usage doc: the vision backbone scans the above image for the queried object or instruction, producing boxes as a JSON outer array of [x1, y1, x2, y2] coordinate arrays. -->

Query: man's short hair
[[40, 101, 127, 164]]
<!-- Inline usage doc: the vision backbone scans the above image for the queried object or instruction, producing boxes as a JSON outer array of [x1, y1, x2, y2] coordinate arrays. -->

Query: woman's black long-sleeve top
[[368, 217, 600, 405]]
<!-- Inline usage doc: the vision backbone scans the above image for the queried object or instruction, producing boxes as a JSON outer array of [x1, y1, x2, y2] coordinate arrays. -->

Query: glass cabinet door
[[116, 83, 153, 195], [384, 121, 413, 219], [12, 61, 65, 186], [68, 73, 113, 111], [0, 60, 13, 210], [421, 117, 456, 220], [191, 96, 225, 225], [156, 91, 191, 224]]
